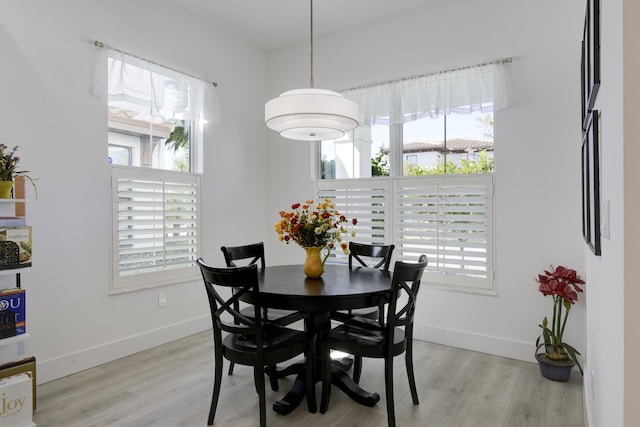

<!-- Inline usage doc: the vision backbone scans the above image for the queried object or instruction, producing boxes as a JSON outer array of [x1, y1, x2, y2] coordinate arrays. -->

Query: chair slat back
[[386, 255, 428, 330], [348, 242, 395, 271], [221, 242, 266, 269], [197, 258, 261, 336]]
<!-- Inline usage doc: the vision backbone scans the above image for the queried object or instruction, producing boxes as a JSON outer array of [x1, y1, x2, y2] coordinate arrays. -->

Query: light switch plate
[[601, 200, 610, 239]]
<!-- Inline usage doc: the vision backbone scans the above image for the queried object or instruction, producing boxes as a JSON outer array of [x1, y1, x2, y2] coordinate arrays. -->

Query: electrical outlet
[[158, 293, 167, 308]]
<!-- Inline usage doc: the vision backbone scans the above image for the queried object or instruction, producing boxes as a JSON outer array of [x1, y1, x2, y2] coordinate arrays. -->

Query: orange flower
[[274, 198, 357, 254]]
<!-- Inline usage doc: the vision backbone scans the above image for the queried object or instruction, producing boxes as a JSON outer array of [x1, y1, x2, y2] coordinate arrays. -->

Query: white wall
[[0, 0, 271, 383], [622, 0, 640, 424], [583, 0, 640, 426]]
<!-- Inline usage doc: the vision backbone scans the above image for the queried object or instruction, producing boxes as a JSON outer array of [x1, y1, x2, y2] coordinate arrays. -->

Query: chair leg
[[384, 357, 396, 427], [208, 352, 224, 425], [405, 338, 419, 405], [254, 365, 267, 427], [353, 356, 363, 384], [228, 361, 235, 375]]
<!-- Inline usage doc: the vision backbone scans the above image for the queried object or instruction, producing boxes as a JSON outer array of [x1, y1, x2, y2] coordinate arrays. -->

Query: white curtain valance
[[342, 61, 508, 126], [91, 42, 220, 124]]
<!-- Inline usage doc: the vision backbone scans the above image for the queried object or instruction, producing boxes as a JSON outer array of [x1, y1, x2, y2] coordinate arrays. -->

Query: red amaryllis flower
[[535, 265, 586, 374], [537, 265, 585, 302]]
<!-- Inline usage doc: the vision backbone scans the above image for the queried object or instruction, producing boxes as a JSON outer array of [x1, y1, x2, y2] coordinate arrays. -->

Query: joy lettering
[[0, 392, 25, 416]]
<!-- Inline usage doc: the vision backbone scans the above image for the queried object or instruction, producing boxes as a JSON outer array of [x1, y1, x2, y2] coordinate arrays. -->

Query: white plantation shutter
[[394, 175, 493, 290], [111, 166, 201, 293], [316, 175, 494, 291], [315, 179, 391, 261]]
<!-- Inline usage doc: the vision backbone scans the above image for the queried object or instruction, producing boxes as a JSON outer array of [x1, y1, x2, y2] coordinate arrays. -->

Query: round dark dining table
[[252, 263, 392, 415]]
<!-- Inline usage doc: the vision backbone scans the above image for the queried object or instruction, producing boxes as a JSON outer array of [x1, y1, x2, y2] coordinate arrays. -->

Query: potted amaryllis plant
[[535, 265, 585, 381]]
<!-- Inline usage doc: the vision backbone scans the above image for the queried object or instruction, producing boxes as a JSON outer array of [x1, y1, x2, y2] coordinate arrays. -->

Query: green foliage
[[477, 114, 494, 139], [165, 120, 191, 172], [321, 157, 335, 179], [0, 143, 37, 197], [371, 147, 390, 176], [173, 150, 190, 172], [403, 150, 493, 176], [165, 121, 189, 153], [458, 150, 494, 173]]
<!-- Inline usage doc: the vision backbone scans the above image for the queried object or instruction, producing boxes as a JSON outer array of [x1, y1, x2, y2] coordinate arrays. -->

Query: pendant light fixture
[[265, 0, 359, 141]]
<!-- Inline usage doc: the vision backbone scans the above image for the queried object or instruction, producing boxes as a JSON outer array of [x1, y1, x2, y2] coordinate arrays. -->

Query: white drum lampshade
[[264, 0, 359, 141], [265, 88, 359, 141]]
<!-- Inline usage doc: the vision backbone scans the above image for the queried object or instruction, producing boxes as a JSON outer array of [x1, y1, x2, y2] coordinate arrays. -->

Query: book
[[0, 289, 25, 336], [0, 218, 25, 227], [0, 373, 33, 425], [0, 227, 31, 268]]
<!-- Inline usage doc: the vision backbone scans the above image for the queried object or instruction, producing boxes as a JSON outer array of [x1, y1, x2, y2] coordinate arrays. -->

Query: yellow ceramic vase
[[0, 180, 13, 199], [303, 246, 325, 279]]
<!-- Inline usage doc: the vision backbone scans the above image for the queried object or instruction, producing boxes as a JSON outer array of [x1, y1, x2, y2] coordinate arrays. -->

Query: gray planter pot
[[535, 353, 574, 382]]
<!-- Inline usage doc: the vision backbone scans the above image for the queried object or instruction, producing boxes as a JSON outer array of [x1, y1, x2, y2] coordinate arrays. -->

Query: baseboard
[[584, 392, 591, 427], [413, 325, 536, 363], [36, 315, 210, 384], [35, 320, 561, 385]]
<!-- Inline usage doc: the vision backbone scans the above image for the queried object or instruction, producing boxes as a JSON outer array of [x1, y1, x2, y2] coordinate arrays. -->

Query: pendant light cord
[[309, 0, 314, 88]]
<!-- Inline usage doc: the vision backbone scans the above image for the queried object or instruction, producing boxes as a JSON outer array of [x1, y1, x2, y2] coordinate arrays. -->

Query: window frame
[[102, 48, 210, 293]]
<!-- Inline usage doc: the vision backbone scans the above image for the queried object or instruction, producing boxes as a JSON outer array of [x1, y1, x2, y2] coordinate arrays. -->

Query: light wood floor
[[33, 330, 584, 427]]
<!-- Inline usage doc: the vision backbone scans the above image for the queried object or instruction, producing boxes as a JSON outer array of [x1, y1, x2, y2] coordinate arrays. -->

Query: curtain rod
[[94, 40, 218, 87], [340, 56, 512, 93]]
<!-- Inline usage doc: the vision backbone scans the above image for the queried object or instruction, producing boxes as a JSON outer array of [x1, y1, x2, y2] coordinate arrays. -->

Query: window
[[315, 175, 493, 292], [320, 60, 505, 179], [321, 110, 494, 179], [315, 179, 391, 262], [315, 60, 507, 292], [393, 175, 493, 291], [111, 167, 201, 293], [93, 43, 219, 292], [106, 52, 205, 173], [402, 111, 494, 175]]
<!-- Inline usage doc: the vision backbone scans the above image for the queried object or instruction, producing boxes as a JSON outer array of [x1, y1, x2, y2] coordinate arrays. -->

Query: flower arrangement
[[0, 144, 37, 196], [275, 198, 357, 254], [535, 265, 585, 373]]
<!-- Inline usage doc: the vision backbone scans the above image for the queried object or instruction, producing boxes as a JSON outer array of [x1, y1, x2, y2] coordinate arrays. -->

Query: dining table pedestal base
[[326, 364, 380, 409], [271, 310, 381, 415], [271, 357, 380, 415]]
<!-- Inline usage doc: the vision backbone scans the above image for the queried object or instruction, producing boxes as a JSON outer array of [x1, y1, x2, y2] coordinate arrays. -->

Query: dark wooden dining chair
[[320, 255, 428, 427], [221, 242, 305, 376], [330, 242, 395, 381], [197, 258, 311, 427], [331, 242, 395, 322]]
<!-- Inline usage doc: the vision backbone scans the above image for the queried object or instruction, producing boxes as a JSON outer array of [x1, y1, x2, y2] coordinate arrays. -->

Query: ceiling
[[168, 0, 438, 51]]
